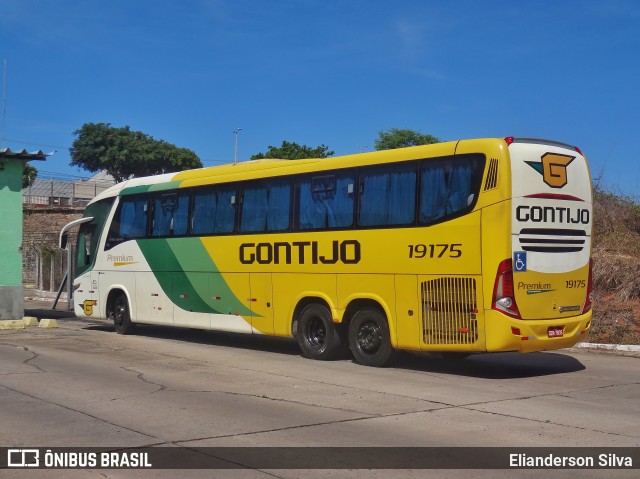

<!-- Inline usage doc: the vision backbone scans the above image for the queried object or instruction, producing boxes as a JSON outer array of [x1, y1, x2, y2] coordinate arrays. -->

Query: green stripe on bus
[[121, 181, 183, 196], [136, 238, 255, 317]]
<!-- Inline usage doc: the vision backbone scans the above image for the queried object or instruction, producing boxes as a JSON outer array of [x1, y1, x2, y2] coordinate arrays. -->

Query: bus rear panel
[[486, 138, 592, 352]]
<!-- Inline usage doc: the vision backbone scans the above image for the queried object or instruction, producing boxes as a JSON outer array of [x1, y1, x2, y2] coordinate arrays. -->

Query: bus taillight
[[492, 259, 522, 319], [582, 258, 594, 314]]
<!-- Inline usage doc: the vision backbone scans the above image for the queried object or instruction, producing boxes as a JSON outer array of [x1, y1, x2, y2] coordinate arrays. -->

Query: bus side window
[[215, 188, 236, 233], [240, 179, 290, 233], [358, 165, 416, 226], [266, 181, 290, 231], [192, 186, 237, 235], [119, 197, 149, 238], [152, 192, 189, 237], [192, 189, 217, 234], [446, 163, 473, 214], [297, 172, 355, 229], [76, 225, 92, 269], [420, 164, 447, 223], [419, 155, 484, 224], [240, 185, 268, 232]]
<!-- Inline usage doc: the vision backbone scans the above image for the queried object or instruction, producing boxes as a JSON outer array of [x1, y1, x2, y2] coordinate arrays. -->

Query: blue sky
[[1, 0, 639, 196]]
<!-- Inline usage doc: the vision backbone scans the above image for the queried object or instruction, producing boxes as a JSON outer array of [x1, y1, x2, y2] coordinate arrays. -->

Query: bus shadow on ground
[[84, 323, 302, 356], [394, 351, 586, 379], [82, 323, 585, 379]]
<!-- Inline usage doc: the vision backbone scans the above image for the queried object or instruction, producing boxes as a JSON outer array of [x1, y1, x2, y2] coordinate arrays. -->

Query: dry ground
[[590, 188, 640, 344]]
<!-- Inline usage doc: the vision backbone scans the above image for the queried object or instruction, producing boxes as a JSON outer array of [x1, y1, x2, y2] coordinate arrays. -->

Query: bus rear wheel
[[296, 303, 346, 361], [348, 307, 397, 367], [109, 292, 135, 335]]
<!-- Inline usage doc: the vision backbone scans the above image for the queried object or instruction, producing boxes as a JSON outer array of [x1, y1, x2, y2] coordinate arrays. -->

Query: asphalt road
[[0, 303, 638, 479]]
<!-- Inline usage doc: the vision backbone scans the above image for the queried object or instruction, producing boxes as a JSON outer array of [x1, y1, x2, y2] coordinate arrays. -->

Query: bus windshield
[[75, 198, 114, 276]]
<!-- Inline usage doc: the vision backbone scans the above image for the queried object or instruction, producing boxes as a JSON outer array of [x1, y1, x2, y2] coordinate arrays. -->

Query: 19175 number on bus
[[408, 243, 462, 259]]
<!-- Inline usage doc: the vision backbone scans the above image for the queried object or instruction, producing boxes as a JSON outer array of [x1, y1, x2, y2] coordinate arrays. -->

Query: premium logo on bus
[[526, 153, 575, 188], [107, 253, 138, 267]]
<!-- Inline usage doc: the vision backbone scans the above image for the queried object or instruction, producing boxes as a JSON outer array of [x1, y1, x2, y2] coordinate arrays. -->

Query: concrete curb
[[22, 316, 39, 326], [569, 342, 640, 357], [0, 318, 59, 329], [38, 319, 59, 329], [0, 320, 26, 330]]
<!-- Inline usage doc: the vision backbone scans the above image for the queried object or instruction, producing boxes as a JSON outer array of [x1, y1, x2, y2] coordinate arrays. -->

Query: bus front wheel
[[296, 303, 346, 361], [349, 308, 397, 367], [109, 293, 135, 335]]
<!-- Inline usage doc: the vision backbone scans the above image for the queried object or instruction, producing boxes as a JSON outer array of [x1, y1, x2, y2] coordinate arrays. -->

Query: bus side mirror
[[60, 232, 68, 250], [59, 216, 93, 251]]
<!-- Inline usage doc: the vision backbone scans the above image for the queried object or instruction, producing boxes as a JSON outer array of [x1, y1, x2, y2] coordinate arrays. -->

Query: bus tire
[[109, 292, 135, 335], [348, 307, 397, 367], [296, 303, 345, 361]]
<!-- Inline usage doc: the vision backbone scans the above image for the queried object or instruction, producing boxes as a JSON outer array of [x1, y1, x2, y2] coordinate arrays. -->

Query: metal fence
[[23, 178, 115, 207], [32, 245, 74, 294]]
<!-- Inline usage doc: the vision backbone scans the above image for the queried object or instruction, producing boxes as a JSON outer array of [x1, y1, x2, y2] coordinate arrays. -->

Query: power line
[[5, 137, 71, 150], [35, 169, 115, 185], [38, 170, 94, 179], [7, 135, 235, 169], [5, 137, 236, 164]]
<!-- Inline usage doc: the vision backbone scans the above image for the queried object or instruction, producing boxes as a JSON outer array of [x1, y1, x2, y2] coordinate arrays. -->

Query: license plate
[[548, 326, 564, 338]]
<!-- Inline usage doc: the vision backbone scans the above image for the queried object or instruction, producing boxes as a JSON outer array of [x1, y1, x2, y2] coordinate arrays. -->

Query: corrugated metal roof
[[0, 147, 49, 161]]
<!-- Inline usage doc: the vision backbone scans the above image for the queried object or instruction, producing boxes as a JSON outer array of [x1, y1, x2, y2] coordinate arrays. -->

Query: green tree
[[22, 163, 37, 189], [250, 141, 334, 160], [70, 123, 202, 183], [374, 128, 440, 151]]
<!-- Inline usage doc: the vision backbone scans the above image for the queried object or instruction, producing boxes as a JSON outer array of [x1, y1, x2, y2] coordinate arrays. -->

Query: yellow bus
[[60, 137, 593, 366]]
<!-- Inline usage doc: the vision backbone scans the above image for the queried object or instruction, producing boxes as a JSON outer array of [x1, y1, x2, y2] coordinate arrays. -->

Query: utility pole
[[2, 58, 7, 149], [233, 128, 242, 164]]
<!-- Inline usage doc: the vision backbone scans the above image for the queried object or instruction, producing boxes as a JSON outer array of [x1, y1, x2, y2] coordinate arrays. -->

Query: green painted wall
[[0, 158, 23, 286]]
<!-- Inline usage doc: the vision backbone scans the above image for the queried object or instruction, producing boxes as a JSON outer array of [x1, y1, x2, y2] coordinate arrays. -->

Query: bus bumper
[[484, 310, 592, 353]]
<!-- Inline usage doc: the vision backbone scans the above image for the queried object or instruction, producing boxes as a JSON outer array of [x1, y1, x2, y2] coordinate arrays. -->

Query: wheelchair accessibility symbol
[[514, 252, 527, 272]]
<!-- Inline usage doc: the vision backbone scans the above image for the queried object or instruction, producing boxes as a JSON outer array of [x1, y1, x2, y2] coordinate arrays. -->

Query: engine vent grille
[[421, 277, 478, 345], [483, 158, 499, 191]]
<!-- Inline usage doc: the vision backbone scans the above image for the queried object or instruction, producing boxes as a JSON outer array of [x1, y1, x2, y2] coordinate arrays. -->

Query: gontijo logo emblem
[[525, 153, 575, 188], [83, 300, 97, 316]]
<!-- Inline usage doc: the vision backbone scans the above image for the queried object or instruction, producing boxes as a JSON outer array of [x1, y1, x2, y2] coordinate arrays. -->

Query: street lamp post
[[233, 128, 242, 164]]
